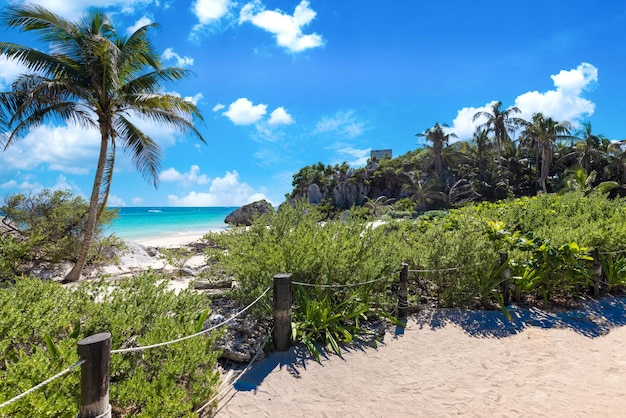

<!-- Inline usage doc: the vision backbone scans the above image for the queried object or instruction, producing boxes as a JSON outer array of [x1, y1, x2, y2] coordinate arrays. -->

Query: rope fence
[[0, 359, 85, 410], [0, 283, 274, 416], [111, 286, 271, 355], [10, 252, 612, 415], [292, 272, 398, 289]]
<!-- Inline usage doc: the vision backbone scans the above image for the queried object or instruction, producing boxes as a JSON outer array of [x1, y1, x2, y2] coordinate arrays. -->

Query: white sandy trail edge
[[216, 314, 626, 417]]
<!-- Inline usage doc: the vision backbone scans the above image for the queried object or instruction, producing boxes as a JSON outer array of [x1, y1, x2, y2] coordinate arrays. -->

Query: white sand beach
[[133, 231, 209, 248], [216, 309, 626, 417]]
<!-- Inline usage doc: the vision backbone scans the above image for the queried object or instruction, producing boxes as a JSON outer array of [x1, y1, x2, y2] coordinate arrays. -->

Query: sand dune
[[216, 299, 626, 417]]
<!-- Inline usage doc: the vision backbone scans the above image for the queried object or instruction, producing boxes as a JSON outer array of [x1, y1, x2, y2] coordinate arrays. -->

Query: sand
[[215, 303, 626, 417]]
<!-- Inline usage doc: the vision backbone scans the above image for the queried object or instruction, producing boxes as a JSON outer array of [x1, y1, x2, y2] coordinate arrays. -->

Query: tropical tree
[[401, 173, 447, 212], [473, 101, 523, 182], [0, 5, 205, 282], [607, 140, 626, 184], [521, 113, 572, 193], [564, 167, 618, 195], [572, 122, 610, 174], [416, 122, 457, 185]]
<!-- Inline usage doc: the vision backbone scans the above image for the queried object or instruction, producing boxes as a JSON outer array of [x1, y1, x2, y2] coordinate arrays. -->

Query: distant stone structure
[[370, 149, 392, 161], [369, 149, 392, 169]]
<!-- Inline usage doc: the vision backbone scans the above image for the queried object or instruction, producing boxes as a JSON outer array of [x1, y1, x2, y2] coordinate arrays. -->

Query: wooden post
[[398, 263, 408, 318], [500, 252, 510, 305], [273, 273, 292, 351], [592, 249, 602, 298], [77, 332, 111, 418]]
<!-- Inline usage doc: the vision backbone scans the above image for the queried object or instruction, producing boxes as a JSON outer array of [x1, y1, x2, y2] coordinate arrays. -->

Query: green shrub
[[205, 201, 409, 309], [0, 273, 222, 417], [0, 189, 121, 271]]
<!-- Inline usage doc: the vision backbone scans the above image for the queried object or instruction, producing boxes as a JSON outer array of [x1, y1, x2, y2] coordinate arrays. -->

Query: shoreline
[[127, 227, 228, 248]]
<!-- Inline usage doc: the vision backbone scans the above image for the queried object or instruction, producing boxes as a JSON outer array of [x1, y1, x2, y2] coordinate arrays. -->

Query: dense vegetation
[[205, 192, 626, 357], [289, 103, 625, 216], [0, 189, 124, 281], [0, 273, 222, 417]]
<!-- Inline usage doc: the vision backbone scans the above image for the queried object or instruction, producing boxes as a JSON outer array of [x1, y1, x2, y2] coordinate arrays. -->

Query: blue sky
[[0, 0, 625, 207]]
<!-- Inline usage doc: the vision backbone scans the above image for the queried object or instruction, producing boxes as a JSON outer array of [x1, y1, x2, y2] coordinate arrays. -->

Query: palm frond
[[114, 116, 161, 187]]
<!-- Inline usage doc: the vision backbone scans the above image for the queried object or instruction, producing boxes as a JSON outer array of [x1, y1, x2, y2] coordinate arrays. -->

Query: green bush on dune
[[0, 273, 222, 417], [205, 193, 626, 358]]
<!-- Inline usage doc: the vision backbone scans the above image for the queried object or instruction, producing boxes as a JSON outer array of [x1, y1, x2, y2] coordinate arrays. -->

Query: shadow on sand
[[222, 296, 626, 402], [414, 296, 626, 339]]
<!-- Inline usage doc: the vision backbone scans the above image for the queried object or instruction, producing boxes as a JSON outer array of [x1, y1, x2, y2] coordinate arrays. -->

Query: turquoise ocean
[[105, 207, 238, 241]]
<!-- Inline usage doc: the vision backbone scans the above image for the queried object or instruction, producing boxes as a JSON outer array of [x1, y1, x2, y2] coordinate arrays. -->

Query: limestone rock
[[225, 200, 273, 226], [306, 183, 325, 204], [332, 180, 369, 209]]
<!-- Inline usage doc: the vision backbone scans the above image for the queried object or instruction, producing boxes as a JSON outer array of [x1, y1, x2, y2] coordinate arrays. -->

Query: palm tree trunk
[[540, 142, 551, 193], [63, 130, 109, 283]]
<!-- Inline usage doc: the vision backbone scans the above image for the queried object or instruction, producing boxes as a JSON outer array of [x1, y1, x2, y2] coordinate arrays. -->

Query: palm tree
[[401, 172, 448, 212], [573, 122, 610, 173], [416, 122, 457, 185], [607, 140, 626, 184], [473, 101, 522, 182], [521, 113, 572, 193], [0, 5, 205, 282], [565, 167, 618, 195]]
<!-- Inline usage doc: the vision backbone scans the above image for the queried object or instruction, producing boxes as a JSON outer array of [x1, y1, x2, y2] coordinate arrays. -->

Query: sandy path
[[216, 301, 626, 417]]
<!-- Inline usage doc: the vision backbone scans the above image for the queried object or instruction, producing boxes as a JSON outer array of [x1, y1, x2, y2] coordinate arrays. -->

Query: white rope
[[0, 359, 85, 410], [292, 275, 394, 288], [94, 403, 112, 418], [111, 286, 272, 354], [408, 266, 461, 273], [195, 327, 274, 414]]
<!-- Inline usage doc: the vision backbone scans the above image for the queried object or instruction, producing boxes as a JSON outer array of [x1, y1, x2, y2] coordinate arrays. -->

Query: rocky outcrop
[[332, 180, 369, 209], [225, 200, 273, 226], [307, 183, 324, 204]]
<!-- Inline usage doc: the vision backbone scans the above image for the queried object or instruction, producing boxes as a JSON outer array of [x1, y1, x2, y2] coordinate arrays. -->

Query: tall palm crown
[[521, 112, 572, 193], [473, 101, 522, 182], [417, 122, 457, 184], [0, 4, 206, 281], [573, 122, 610, 174]]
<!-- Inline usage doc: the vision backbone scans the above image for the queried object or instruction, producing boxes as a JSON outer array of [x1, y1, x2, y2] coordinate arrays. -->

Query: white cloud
[[167, 170, 269, 206], [212, 103, 226, 112], [131, 197, 144, 205], [239, 0, 324, 53], [126, 16, 153, 35], [449, 63, 598, 139], [184, 93, 203, 105], [51, 174, 79, 193], [161, 47, 194, 67], [192, 0, 232, 24], [514, 62, 597, 125], [313, 110, 366, 138], [0, 124, 99, 174], [336, 147, 371, 167], [449, 101, 497, 140], [268, 107, 294, 126], [222, 98, 267, 125], [0, 55, 31, 89], [107, 195, 126, 207], [1, 180, 17, 189], [160, 164, 210, 186]]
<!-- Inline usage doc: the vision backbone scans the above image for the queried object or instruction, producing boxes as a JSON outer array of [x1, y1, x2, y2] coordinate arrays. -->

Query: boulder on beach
[[224, 200, 273, 226]]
